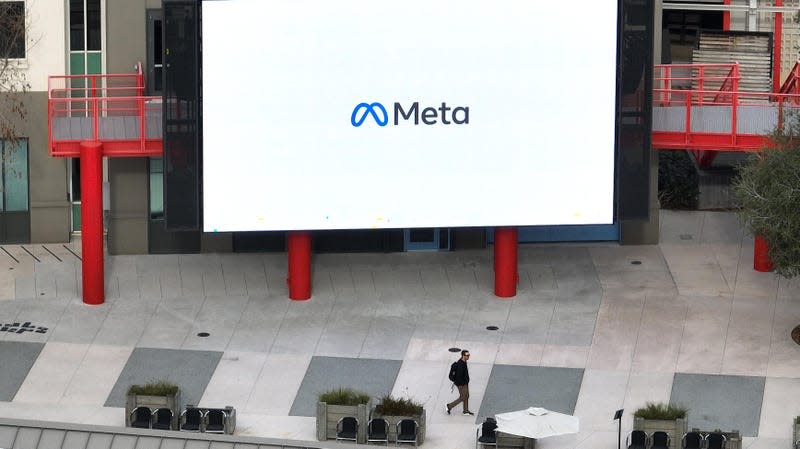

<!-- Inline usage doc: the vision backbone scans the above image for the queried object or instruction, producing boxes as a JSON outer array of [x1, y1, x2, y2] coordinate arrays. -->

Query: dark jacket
[[452, 359, 470, 386]]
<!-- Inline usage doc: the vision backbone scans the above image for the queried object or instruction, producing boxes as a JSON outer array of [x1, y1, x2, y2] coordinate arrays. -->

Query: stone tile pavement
[[0, 210, 798, 449]]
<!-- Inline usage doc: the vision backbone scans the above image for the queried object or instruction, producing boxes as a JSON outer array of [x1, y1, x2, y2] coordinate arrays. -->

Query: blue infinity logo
[[351, 102, 388, 127]]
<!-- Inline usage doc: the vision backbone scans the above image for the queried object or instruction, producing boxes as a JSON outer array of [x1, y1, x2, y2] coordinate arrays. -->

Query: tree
[[0, 1, 31, 142], [733, 115, 800, 278]]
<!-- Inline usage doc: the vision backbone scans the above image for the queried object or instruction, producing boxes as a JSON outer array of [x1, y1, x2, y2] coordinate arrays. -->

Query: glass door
[[403, 228, 450, 251]]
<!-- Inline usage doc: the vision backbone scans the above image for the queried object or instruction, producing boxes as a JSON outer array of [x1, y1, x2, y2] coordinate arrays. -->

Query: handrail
[[712, 64, 740, 103], [655, 63, 741, 106], [651, 62, 800, 152], [651, 86, 800, 151], [779, 61, 800, 97], [47, 61, 162, 157], [0, 417, 363, 449]]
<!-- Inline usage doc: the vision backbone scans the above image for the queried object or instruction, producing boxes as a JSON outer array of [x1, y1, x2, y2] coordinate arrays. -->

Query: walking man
[[446, 349, 473, 415]]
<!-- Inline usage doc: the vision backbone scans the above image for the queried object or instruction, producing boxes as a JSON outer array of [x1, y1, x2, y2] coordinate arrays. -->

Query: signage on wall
[[351, 102, 470, 127], [201, 0, 619, 232]]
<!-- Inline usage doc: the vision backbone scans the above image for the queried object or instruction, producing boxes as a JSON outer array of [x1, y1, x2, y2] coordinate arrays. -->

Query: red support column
[[287, 231, 312, 300], [754, 235, 774, 272], [80, 141, 105, 305], [494, 227, 518, 298], [774, 0, 783, 93]]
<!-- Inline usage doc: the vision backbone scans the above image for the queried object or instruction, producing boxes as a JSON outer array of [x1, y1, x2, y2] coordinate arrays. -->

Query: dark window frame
[[0, 1, 26, 59]]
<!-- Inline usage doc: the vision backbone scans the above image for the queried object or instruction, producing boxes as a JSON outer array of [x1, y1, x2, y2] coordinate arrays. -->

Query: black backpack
[[482, 417, 498, 435], [448, 361, 458, 382]]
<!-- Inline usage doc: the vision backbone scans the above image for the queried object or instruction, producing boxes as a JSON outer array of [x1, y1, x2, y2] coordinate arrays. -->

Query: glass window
[[0, 2, 25, 59], [3, 140, 27, 211], [0, 139, 29, 212], [87, 0, 101, 51], [71, 158, 81, 201], [154, 19, 163, 92], [69, 0, 84, 51], [149, 157, 164, 219], [87, 51, 101, 74]]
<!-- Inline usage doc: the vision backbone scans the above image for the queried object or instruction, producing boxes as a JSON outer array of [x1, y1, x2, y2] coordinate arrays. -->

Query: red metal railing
[[47, 62, 163, 157], [779, 61, 800, 99], [652, 63, 800, 154], [654, 63, 741, 106]]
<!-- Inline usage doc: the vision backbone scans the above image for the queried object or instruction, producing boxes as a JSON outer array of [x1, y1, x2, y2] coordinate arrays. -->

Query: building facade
[[12, 0, 784, 254]]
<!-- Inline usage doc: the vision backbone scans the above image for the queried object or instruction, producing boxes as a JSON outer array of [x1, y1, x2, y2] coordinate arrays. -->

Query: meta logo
[[351, 102, 470, 127], [351, 102, 389, 127]]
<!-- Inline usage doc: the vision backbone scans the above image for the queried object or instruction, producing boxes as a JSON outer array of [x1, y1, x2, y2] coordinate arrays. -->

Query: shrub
[[633, 402, 688, 420], [658, 150, 699, 210], [318, 388, 370, 406], [127, 380, 179, 396], [733, 135, 800, 278], [374, 395, 423, 416]]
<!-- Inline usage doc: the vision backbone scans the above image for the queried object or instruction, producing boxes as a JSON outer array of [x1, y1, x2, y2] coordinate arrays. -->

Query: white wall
[[12, 0, 67, 92]]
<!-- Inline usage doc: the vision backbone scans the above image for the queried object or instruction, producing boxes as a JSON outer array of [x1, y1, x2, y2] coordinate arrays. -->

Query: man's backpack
[[448, 361, 458, 382]]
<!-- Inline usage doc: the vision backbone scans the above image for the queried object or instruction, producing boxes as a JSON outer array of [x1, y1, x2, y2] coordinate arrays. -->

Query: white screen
[[202, 0, 618, 232]]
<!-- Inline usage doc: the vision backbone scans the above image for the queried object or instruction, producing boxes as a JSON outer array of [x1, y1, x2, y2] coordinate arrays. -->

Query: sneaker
[[463, 411, 474, 416], [446, 405, 451, 415]]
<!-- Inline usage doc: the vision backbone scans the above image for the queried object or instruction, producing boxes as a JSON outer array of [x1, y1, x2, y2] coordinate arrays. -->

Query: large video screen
[[202, 0, 618, 232]]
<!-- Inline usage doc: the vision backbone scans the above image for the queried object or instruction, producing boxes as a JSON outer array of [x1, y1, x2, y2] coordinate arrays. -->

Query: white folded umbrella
[[495, 407, 580, 439]]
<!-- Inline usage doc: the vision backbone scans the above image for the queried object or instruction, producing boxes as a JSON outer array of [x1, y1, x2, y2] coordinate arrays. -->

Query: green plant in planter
[[795, 416, 800, 424], [318, 388, 370, 406], [733, 127, 800, 278], [127, 380, 179, 396], [375, 395, 423, 416], [634, 402, 688, 420]]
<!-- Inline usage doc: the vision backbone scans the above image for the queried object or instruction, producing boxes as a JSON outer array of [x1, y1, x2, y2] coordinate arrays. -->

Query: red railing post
[[774, 0, 783, 94], [684, 91, 692, 146], [723, 0, 731, 31], [47, 98, 52, 156], [91, 76, 99, 141], [139, 98, 146, 152], [731, 90, 738, 147], [698, 66, 705, 105]]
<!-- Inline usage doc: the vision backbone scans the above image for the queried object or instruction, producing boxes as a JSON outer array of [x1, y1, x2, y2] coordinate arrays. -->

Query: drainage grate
[[486, 326, 500, 331], [448, 347, 461, 353], [679, 234, 694, 240], [630, 260, 642, 265]]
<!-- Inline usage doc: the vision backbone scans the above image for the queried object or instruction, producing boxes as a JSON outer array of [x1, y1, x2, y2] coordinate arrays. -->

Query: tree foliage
[[733, 115, 800, 278], [0, 2, 30, 141]]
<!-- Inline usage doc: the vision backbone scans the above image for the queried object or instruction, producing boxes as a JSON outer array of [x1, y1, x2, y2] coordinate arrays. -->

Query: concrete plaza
[[0, 210, 798, 449]]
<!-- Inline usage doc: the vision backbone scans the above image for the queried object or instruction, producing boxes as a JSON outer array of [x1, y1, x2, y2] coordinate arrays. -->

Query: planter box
[[125, 390, 181, 430], [633, 417, 687, 449], [496, 431, 536, 449], [316, 401, 370, 443], [688, 428, 740, 449], [370, 407, 426, 444], [794, 418, 800, 449]]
